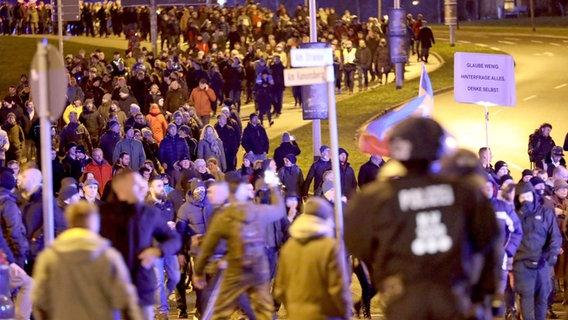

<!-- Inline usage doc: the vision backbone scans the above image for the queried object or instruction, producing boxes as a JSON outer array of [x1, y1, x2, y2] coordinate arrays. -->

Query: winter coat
[[356, 46, 372, 69], [19, 188, 67, 259], [176, 186, 215, 254], [339, 162, 357, 199], [273, 142, 301, 170], [59, 122, 93, 154], [490, 198, 523, 260], [2, 122, 24, 158], [242, 122, 269, 155], [118, 95, 139, 117], [79, 108, 104, 147], [357, 159, 384, 188], [0, 189, 29, 266], [278, 165, 305, 197], [84, 160, 113, 196], [214, 123, 239, 164], [158, 134, 189, 170], [32, 228, 142, 320], [99, 201, 181, 306], [270, 63, 285, 90], [373, 45, 391, 70], [62, 104, 83, 124], [303, 159, 332, 196], [528, 130, 555, 163], [164, 88, 188, 114], [189, 87, 216, 117], [417, 26, 435, 48], [99, 131, 121, 164], [254, 79, 273, 110], [274, 214, 351, 320], [112, 138, 146, 170], [145, 104, 168, 144], [226, 65, 245, 91], [197, 138, 227, 172]]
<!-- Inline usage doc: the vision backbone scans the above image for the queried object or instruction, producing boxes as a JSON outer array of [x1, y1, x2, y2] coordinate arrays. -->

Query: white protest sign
[[284, 66, 334, 87], [290, 48, 333, 67], [454, 52, 516, 107]]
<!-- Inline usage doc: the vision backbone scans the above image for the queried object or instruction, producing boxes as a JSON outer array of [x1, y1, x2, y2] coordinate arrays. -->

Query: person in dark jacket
[[241, 113, 269, 163], [214, 114, 239, 172], [528, 123, 556, 170], [357, 154, 385, 188], [254, 70, 274, 126], [273, 132, 301, 170], [78, 99, 103, 148], [146, 177, 180, 319], [278, 154, 305, 199], [159, 124, 190, 174], [270, 55, 285, 116], [417, 20, 435, 63], [513, 182, 562, 320], [99, 170, 180, 319], [99, 121, 122, 164], [19, 168, 67, 273], [226, 58, 245, 112], [356, 39, 373, 91], [59, 111, 93, 155], [0, 168, 29, 268], [338, 148, 357, 199], [303, 145, 332, 197]]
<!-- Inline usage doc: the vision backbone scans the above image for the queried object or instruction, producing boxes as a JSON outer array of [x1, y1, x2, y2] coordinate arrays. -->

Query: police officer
[[512, 181, 561, 320], [345, 118, 501, 319]]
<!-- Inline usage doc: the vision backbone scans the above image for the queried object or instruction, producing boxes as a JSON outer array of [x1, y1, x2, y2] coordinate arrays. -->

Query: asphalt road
[[432, 29, 568, 178]]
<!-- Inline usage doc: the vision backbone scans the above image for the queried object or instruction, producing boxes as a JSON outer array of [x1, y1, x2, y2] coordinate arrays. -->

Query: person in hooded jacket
[[113, 125, 147, 170], [513, 181, 562, 320], [60, 111, 93, 156], [145, 103, 168, 145], [99, 121, 122, 164], [214, 113, 239, 172], [84, 148, 113, 197], [303, 145, 332, 197], [175, 178, 215, 317], [278, 154, 304, 198], [32, 201, 142, 320], [0, 167, 29, 268], [338, 148, 357, 199], [274, 197, 351, 320], [159, 124, 189, 174], [79, 98, 103, 148], [241, 113, 269, 163]]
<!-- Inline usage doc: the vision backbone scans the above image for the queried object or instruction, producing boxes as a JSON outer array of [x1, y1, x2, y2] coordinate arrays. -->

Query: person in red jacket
[[189, 79, 217, 125], [145, 103, 168, 145], [84, 148, 112, 196]]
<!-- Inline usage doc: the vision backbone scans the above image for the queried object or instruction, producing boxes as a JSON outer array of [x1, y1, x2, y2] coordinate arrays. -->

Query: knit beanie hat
[[0, 168, 16, 190], [285, 154, 297, 164]]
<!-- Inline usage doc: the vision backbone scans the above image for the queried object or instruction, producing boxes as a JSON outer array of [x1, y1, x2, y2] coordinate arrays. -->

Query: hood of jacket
[[149, 104, 161, 116], [289, 214, 334, 243], [52, 228, 111, 264]]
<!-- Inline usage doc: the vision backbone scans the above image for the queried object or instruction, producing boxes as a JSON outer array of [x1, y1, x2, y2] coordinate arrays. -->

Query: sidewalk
[[23, 34, 443, 142]]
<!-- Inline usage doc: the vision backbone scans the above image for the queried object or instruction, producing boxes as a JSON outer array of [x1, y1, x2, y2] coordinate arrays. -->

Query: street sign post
[[30, 40, 68, 247]]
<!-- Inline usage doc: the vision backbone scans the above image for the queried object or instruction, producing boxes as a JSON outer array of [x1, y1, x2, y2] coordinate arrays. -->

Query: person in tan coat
[[189, 79, 216, 125], [274, 197, 351, 320]]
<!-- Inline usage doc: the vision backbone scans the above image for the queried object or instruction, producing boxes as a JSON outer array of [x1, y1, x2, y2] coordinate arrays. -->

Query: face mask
[[535, 189, 545, 197]]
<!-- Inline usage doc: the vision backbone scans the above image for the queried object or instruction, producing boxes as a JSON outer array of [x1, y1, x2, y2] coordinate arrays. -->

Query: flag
[[358, 95, 427, 156], [418, 63, 434, 117], [358, 63, 434, 155]]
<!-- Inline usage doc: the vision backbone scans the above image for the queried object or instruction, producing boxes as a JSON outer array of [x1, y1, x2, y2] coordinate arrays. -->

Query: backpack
[[227, 204, 265, 271]]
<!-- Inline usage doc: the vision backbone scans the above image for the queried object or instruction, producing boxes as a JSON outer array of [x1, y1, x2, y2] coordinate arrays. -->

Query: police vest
[[343, 48, 357, 65]]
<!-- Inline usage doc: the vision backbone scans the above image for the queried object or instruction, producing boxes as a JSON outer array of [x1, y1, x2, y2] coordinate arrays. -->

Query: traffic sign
[[30, 41, 68, 122], [284, 66, 334, 87], [290, 48, 333, 67]]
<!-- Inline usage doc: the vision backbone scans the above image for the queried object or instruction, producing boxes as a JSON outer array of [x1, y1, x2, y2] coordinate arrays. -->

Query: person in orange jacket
[[189, 79, 217, 125], [145, 103, 168, 145]]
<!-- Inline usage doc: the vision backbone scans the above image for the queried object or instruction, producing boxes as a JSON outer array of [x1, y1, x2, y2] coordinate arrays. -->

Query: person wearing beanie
[[241, 113, 269, 164], [519, 169, 533, 183], [221, 104, 242, 136], [499, 174, 514, 189], [274, 197, 351, 320], [513, 181, 561, 320], [159, 123, 190, 174], [113, 123, 146, 171], [0, 167, 29, 268], [99, 120, 122, 164], [273, 131, 301, 170], [214, 113, 239, 172], [2, 112, 25, 164], [254, 69, 275, 127], [494, 160, 509, 180], [237, 152, 256, 182], [303, 145, 332, 197], [345, 118, 500, 319], [338, 147, 357, 199], [529, 176, 549, 203]]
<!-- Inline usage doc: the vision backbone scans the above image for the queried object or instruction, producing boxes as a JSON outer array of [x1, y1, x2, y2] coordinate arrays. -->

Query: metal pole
[[309, 0, 321, 161], [378, 0, 382, 19], [529, 0, 535, 31], [484, 104, 489, 148], [37, 40, 55, 247], [327, 72, 343, 240], [57, 0, 63, 54], [150, 0, 158, 54], [449, 25, 455, 46], [394, 0, 402, 89]]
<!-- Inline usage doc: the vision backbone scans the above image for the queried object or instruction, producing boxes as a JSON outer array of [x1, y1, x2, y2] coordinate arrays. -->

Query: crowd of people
[[1, 1, 566, 320]]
